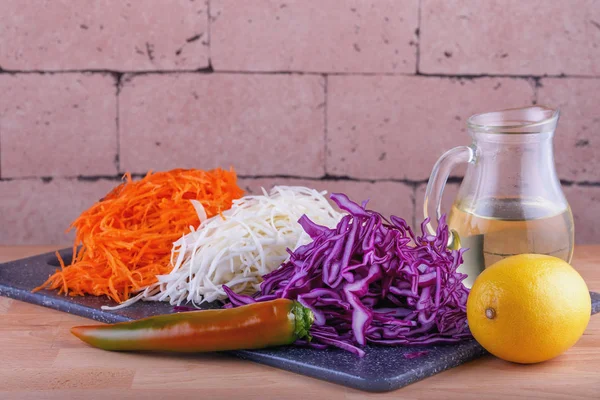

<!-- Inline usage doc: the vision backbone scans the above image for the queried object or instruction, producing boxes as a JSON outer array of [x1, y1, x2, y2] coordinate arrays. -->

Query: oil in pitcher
[[424, 106, 574, 288], [447, 197, 574, 287]]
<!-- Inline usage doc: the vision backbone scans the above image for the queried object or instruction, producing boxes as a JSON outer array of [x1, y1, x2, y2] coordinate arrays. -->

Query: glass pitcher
[[424, 105, 574, 288]]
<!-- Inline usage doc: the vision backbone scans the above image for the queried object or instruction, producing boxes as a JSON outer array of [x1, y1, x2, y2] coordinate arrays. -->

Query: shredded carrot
[[34, 168, 244, 303]]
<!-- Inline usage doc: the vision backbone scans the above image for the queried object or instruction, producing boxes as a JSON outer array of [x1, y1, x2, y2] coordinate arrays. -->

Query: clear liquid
[[447, 197, 574, 288]]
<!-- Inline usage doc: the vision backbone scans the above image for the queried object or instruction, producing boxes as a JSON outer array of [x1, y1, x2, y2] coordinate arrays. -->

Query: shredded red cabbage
[[224, 193, 471, 357]]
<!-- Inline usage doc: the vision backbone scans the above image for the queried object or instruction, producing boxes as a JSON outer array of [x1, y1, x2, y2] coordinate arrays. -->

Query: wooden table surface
[[1, 245, 599, 400]]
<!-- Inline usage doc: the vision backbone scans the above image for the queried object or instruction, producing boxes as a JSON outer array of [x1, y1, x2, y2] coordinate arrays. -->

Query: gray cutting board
[[1, 248, 599, 393]]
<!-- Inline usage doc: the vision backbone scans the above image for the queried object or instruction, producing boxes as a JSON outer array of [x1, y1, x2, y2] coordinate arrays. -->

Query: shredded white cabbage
[[104, 186, 343, 310]]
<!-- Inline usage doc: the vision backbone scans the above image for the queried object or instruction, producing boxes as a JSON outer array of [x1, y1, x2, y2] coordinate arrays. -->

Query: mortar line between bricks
[[415, 0, 422, 74], [115, 75, 122, 173], [1, 68, 600, 80], [2, 175, 599, 188], [0, 68, 214, 75], [207, 0, 212, 66], [532, 77, 540, 105]]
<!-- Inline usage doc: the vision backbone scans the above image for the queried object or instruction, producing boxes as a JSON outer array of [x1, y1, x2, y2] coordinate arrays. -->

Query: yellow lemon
[[467, 254, 591, 364]]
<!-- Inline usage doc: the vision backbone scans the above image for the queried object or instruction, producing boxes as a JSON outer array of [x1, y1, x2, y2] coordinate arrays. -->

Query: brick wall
[[0, 0, 599, 245]]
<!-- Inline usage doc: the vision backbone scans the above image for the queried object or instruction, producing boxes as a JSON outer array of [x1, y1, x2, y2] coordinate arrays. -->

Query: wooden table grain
[[1, 245, 599, 400]]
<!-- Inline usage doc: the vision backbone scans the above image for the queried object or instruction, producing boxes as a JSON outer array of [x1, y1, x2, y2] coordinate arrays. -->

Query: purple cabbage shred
[[224, 193, 472, 357]]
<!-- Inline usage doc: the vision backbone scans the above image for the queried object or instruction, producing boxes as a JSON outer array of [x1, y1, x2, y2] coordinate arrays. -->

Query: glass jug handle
[[423, 146, 475, 248]]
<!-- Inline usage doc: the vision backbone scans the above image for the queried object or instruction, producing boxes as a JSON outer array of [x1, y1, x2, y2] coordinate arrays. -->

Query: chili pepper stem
[[292, 301, 314, 341]]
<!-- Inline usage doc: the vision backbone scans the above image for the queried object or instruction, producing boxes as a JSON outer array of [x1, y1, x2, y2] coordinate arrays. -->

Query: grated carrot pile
[[34, 168, 244, 304]]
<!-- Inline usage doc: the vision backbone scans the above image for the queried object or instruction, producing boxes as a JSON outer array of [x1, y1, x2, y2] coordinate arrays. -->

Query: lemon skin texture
[[467, 254, 591, 364]]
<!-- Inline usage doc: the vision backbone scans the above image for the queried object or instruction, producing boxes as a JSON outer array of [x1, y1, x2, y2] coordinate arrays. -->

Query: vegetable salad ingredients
[[71, 299, 314, 352], [226, 193, 471, 357], [109, 186, 344, 309], [35, 168, 244, 303]]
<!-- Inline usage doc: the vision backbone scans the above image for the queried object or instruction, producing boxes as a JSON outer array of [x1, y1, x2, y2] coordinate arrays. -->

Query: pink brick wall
[[0, 0, 599, 245]]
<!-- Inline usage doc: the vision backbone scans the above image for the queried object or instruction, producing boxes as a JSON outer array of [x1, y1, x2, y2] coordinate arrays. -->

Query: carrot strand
[[34, 168, 244, 303]]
